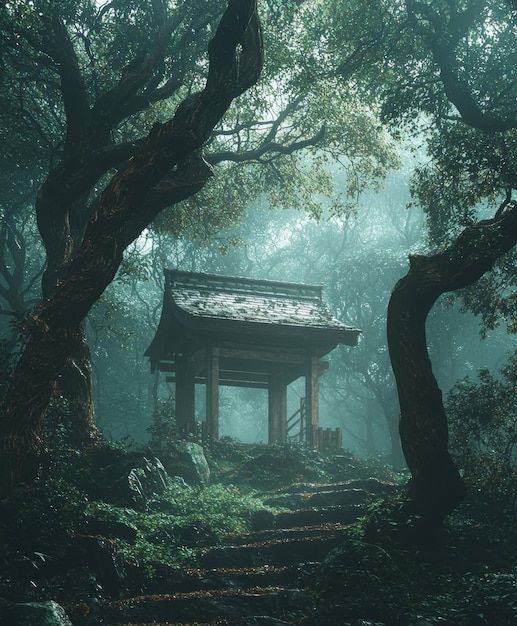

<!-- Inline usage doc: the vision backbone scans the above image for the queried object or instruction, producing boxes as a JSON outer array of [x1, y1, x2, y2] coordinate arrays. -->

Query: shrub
[[446, 351, 517, 530]]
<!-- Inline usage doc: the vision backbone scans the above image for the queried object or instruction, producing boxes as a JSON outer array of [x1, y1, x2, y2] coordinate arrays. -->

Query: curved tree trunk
[[387, 202, 517, 528], [381, 400, 405, 470], [39, 192, 100, 443], [0, 321, 82, 489], [0, 0, 263, 498]]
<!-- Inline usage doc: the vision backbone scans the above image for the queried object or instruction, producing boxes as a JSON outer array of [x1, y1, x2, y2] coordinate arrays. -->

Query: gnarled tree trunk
[[388, 202, 517, 528], [0, 0, 263, 498], [38, 191, 100, 443]]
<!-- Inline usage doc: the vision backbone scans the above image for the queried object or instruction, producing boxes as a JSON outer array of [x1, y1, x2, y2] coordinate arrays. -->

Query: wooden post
[[268, 375, 287, 443], [305, 352, 319, 447], [335, 427, 343, 449], [175, 355, 196, 437], [205, 345, 219, 439]]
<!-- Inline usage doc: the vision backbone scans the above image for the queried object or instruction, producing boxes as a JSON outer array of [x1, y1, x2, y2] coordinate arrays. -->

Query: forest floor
[[1, 438, 516, 625]]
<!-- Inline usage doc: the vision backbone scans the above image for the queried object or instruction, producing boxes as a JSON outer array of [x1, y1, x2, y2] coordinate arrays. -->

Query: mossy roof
[[145, 270, 360, 367], [167, 269, 355, 331]]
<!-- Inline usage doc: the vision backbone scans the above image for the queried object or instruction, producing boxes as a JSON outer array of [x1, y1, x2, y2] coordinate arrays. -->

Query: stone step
[[264, 477, 398, 496], [196, 532, 346, 569], [262, 488, 368, 510], [75, 586, 310, 625], [126, 562, 303, 596], [252, 503, 366, 531], [68, 479, 397, 625], [273, 503, 365, 528], [262, 479, 399, 509], [225, 521, 351, 546], [93, 618, 291, 626]]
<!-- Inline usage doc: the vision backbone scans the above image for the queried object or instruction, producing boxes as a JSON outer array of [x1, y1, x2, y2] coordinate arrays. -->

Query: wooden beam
[[158, 360, 177, 373], [305, 352, 319, 447], [268, 375, 287, 443], [175, 355, 196, 437], [167, 375, 268, 389], [218, 370, 270, 383], [219, 346, 306, 364], [205, 345, 219, 439]]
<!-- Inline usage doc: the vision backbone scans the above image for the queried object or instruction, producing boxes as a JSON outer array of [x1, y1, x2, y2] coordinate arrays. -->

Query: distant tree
[[0, 89, 47, 350]]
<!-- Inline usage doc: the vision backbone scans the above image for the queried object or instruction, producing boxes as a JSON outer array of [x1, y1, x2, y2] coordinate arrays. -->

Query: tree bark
[[56, 321, 100, 444], [38, 191, 100, 443], [0, 0, 263, 498], [388, 202, 517, 527]]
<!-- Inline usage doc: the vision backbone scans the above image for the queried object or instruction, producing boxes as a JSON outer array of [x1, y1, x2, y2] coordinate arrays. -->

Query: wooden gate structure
[[145, 270, 360, 447]]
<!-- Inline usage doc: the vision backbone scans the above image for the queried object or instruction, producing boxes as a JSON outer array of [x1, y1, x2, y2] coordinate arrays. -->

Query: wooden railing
[[287, 397, 306, 442], [314, 425, 343, 451], [287, 398, 342, 451]]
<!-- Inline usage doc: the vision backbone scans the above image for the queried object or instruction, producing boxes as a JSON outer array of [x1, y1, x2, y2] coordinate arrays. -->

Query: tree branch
[[407, 0, 517, 132], [50, 14, 92, 152], [434, 45, 517, 132], [92, 12, 184, 130], [207, 124, 325, 165]]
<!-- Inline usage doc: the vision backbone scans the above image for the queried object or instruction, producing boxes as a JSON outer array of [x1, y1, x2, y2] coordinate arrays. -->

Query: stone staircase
[[70, 479, 398, 626]]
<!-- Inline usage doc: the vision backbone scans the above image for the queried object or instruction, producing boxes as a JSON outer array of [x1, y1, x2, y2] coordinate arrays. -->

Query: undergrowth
[[85, 482, 274, 568], [2, 429, 517, 625]]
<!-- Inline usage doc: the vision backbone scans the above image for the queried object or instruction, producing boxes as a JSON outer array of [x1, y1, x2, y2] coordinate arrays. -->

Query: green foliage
[[1, 436, 517, 624], [151, 0, 399, 240], [1, 478, 87, 558], [0, 338, 14, 402], [1, 0, 397, 253], [453, 249, 517, 336], [329, 0, 517, 336], [0, 477, 86, 601], [446, 351, 517, 528], [41, 393, 79, 450], [411, 126, 517, 247], [313, 511, 517, 625], [146, 397, 180, 457], [205, 438, 400, 491], [86, 482, 269, 567]]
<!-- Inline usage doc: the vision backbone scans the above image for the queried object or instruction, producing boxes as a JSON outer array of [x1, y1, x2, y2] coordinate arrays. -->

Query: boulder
[[162, 441, 210, 486], [2, 600, 72, 625], [86, 448, 170, 507], [125, 456, 169, 506], [69, 535, 125, 597]]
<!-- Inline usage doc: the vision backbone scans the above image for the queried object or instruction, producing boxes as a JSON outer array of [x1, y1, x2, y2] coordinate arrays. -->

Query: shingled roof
[[146, 270, 360, 369], [169, 270, 355, 329]]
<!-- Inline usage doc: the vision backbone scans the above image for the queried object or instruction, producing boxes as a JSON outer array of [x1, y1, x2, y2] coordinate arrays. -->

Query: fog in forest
[[70, 159, 509, 463], [0, 119, 513, 461], [1, 0, 515, 472], [1, 1, 517, 622]]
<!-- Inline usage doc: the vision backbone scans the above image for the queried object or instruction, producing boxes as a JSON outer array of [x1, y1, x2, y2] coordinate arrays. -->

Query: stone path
[[71, 478, 397, 626]]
